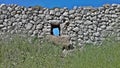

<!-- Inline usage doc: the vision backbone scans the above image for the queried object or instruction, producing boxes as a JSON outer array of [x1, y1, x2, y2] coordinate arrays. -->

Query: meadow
[[0, 35, 120, 68]]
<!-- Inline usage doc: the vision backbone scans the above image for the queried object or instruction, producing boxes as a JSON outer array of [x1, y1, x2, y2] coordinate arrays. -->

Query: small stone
[[63, 12, 68, 16], [75, 20, 83, 24], [28, 30, 33, 35], [93, 32, 100, 37], [0, 20, 3, 24], [106, 26, 113, 31], [73, 27, 79, 32], [33, 30, 38, 35], [54, 8, 60, 12], [69, 14, 75, 19], [50, 10, 55, 15], [111, 14, 117, 18], [45, 15, 52, 20], [55, 12, 61, 16], [36, 24, 43, 30], [101, 25, 106, 29], [84, 20, 92, 25], [112, 4, 118, 7], [0, 25, 4, 28], [25, 23, 33, 30], [103, 4, 110, 8], [69, 10, 75, 14]]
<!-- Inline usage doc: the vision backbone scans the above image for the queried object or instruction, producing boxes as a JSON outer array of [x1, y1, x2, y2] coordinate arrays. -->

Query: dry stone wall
[[0, 4, 120, 47]]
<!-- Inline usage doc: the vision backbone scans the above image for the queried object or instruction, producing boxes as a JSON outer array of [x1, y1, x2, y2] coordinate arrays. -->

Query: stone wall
[[0, 4, 120, 47]]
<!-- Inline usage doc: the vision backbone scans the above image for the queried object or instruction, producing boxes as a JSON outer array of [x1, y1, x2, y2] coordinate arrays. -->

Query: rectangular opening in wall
[[51, 23, 60, 36]]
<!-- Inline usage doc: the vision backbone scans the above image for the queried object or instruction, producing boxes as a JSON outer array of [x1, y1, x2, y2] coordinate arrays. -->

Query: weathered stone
[[36, 24, 43, 30], [50, 10, 55, 15], [84, 20, 92, 25], [93, 32, 100, 37], [73, 27, 79, 32], [101, 25, 106, 29], [69, 10, 75, 14], [112, 4, 118, 7], [28, 30, 33, 35], [63, 12, 68, 16], [33, 30, 38, 35], [103, 4, 110, 8], [49, 20, 61, 24], [25, 23, 33, 30], [55, 12, 61, 16], [106, 26, 113, 31]]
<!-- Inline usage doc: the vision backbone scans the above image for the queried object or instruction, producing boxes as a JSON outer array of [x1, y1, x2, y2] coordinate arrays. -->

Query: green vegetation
[[0, 35, 120, 68]]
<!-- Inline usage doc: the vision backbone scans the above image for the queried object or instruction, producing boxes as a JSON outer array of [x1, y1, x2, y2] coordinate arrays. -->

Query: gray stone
[[103, 4, 110, 8], [33, 30, 38, 35], [101, 25, 106, 29], [84, 20, 92, 25], [22, 15, 28, 19], [90, 36, 94, 41], [45, 15, 52, 20], [0, 20, 3, 24], [116, 29, 120, 32], [86, 39, 92, 43], [69, 23, 75, 27], [54, 8, 60, 12], [36, 24, 43, 30], [28, 30, 33, 35], [97, 28, 102, 31], [88, 25, 93, 29], [39, 10, 43, 14], [67, 27, 72, 31], [31, 25, 36, 30], [75, 20, 83, 24], [63, 12, 68, 16], [106, 26, 113, 31], [22, 19, 27, 24], [84, 37, 89, 40], [49, 20, 61, 24], [70, 37, 77, 41], [93, 32, 100, 37], [25, 23, 33, 30], [69, 10, 75, 14], [112, 4, 118, 7], [0, 4, 7, 10], [73, 27, 79, 32], [69, 14, 75, 19], [0, 25, 4, 28], [69, 33, 76, 37], [75, 17, 81, 20], [55, 12, 61, 16], [111, 14, 118, 18], [50, 10, 55, 15]]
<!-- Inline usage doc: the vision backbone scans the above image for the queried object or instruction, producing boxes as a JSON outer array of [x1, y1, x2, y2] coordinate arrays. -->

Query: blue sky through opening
[[53, 28, 59, 36], [0, 0, 120, 36]]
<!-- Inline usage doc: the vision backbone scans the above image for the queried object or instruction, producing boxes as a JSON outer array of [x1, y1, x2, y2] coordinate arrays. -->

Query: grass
[[0, 35, 120, 68]]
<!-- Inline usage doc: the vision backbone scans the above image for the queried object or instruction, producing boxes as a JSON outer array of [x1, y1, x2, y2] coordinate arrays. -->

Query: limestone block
[[73, 27, 79, 32], [36, 24, 43, 30], [0, 25, 4, 28], [50, 10, 55, 15], [25, 23, 33, 30]]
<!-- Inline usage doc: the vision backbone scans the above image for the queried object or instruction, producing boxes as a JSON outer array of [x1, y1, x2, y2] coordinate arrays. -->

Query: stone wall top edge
[[0, 3, 120, 10]]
